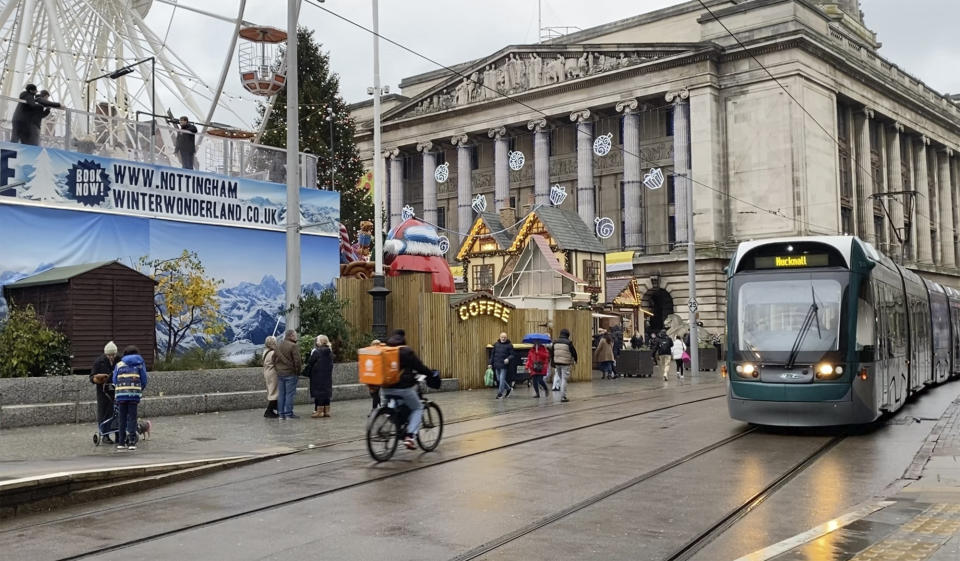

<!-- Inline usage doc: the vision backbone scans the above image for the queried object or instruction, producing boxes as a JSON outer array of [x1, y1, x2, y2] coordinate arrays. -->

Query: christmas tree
[[257, 27, 371, 236], [25, 149, 61, 201]]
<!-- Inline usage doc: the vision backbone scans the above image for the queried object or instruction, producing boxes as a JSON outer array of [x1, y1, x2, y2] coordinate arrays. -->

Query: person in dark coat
[[630, 331, 643, 350], [304, 335, 334, 418], [172, 116, 198, 169], [489, 332, 514, 399], [90, 341, 118, 443], [11, 84, 40, 145]]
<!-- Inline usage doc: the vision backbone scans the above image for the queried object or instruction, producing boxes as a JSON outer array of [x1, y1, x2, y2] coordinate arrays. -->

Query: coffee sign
[[457, 298, 511, 323]]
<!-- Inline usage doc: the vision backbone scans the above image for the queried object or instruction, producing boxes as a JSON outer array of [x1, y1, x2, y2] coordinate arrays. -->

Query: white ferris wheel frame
[[0, 0, 251, 133]]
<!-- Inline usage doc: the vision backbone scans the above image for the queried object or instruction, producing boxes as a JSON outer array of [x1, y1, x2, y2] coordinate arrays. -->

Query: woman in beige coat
[[594, 332, 616, 379], [262, 336, 279, 418]]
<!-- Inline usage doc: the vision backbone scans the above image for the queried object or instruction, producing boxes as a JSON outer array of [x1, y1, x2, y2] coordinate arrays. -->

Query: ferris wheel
[[0, 0, 251, 130]]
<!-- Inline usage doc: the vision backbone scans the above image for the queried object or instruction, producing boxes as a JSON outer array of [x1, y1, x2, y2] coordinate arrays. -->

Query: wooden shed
[[2, 261, 156, 371]]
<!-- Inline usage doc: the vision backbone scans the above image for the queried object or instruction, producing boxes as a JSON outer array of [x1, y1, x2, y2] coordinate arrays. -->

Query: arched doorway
[[642, 288, 674, 334]]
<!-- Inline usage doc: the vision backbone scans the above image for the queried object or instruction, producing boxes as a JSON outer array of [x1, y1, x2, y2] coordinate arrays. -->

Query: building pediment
[[386, 43, 703, 121]]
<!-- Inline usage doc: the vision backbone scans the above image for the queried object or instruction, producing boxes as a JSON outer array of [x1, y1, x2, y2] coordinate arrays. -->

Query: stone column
[[667, 88, 691, 245], [938, 149, 955, 268], [528, 118, 549, 206], [488, 126, 509, 211], [885, 122, 905, 258], [617, 99, 642, 249], [903, 137, 917, 262], [915, 136, 933, 264], [855, 108, 876, 245], [386, 148, 402, 229], [569, 109, 594, 225], [689, 85, 724, 242], [452, 134, 471, 242], [953, 155, 960, 266], [417, 141, 437, 225]]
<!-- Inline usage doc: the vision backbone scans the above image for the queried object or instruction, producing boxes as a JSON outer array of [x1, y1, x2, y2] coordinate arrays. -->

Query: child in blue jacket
[[112, 345, 149, 450]]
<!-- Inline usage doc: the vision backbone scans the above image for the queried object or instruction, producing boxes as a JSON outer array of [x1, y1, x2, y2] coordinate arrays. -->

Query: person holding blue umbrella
[[524, 334, 551, 398]]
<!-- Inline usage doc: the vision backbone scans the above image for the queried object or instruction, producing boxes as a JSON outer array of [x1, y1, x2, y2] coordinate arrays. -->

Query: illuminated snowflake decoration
[[434, 162, 449, 183], [595, 217, 615, 239], [508, 150, 525, 171], [401, 205, 415, 221], [643, 168, 665, 190], [549, 184, 567, 207], [438, 235, 451, 255], [471, 194, 488, 214], [593, 133, 613, 157]]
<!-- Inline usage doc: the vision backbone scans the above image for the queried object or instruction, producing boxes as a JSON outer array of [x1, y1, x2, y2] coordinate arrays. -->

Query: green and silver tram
[[725, 236, 959, 426]]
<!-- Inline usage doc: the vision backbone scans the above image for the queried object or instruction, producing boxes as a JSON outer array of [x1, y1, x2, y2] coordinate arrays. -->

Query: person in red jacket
[[526, 343, 551, 398]]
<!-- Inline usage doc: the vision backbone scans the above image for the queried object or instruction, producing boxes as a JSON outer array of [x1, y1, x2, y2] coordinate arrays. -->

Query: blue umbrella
[[523, 333, 552, 345]]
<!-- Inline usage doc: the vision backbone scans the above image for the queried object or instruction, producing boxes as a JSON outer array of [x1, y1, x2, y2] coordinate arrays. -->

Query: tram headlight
[[815, 363, 842, 380], [735, 363, 759, 378]]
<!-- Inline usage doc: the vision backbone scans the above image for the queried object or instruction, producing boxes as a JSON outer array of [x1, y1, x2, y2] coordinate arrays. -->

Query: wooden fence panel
[[555, 309, 593, 382], [417, 293, 452, 378], [335, 277, 373, 336], [386, 273, 432, 351]]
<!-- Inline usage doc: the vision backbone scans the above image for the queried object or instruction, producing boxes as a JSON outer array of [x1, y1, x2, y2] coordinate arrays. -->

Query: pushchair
[[92, 384, 151, 446]]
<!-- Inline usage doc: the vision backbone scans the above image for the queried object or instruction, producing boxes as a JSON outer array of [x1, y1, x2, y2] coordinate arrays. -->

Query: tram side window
[[856, 283, 875, 351]]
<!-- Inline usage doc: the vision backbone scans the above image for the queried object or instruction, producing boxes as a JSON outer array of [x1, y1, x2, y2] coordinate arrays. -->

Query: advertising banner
[[0, 142, 341, 363], [0, 142, 339, 235]]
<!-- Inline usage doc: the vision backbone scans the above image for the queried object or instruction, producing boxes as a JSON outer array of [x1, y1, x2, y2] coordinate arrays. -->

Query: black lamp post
[[325, 106, 335, 191], [85, 57, 156, 137]]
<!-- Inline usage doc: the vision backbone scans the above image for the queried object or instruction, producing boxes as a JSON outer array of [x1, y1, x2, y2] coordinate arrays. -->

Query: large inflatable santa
[[383, 218, 455, 293]]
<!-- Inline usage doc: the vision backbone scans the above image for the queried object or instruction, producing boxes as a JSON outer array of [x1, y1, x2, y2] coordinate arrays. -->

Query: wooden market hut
[[2, 261, 156, 371], [456, 211, 517, 292]]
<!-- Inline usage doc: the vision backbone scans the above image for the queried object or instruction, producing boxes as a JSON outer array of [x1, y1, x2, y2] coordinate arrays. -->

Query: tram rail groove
[[2, 386, 725, 534], [37, 394, 727, 561], [446, 427, 759, 561], [661, 435, 845, 561]]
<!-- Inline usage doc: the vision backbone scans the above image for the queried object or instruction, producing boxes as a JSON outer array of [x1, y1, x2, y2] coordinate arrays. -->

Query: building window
[[437, 207, 446, 229], [618, 116, 624, 145], [473, 264, 495, 291], [667, 175, 676, 205], [668, 215, 676, 249], [841, 207, 853, 235], [401, 155, 413, 179], [507, 137, 516, 153], [547, 130, 554, 157], [584, 260, 601, 288], [875, 216, 885, 249], [435, 151, 446, 166], [665, 107, 674, 137], [509, 196, 516, 209]]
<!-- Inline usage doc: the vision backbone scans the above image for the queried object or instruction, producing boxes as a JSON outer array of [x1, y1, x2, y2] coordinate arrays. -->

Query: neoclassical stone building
[[351, 0, 960, 335]]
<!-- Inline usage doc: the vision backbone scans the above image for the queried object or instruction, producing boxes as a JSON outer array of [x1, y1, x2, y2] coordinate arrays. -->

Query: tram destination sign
[[753, 254, 830, 269]]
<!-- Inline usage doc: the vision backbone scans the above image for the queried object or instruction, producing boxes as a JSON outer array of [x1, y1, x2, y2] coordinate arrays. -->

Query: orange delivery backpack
[[357, 345, 401, 386]]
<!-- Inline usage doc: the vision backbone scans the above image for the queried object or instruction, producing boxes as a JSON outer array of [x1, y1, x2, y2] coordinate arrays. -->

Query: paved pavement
[[731, 395, 960, 561], [0, 373, 716, 482]]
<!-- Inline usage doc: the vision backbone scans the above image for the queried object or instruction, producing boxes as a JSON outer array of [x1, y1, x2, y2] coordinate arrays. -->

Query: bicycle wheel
[[417, 401, 444, 452], [366, 408, 399, 462]]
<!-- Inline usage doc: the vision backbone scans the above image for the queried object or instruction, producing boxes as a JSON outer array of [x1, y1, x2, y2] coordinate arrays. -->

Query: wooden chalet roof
[[4, 260, 151, 289], [456, 212, 515, 260], [509, 207, 606, 254]]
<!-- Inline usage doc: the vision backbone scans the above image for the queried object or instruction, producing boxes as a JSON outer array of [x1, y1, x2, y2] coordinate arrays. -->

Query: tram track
[[444, 432, 845, 561], [2, 384, 724, 534], [12, 388, 728, 561]]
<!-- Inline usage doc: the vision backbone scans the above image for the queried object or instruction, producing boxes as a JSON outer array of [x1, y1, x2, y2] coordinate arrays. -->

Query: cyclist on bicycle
[[383, 329, 437, 449]]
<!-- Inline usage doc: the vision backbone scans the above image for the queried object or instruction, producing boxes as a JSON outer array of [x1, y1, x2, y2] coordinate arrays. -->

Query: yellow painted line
[[732, 501, 895, 561]]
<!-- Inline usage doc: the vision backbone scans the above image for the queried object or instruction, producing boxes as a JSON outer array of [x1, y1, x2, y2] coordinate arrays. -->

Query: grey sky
[[146, 0, 960, 129]]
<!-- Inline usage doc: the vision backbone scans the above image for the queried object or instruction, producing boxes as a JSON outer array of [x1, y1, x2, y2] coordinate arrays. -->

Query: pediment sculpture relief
[[409, 50, 664, 117]]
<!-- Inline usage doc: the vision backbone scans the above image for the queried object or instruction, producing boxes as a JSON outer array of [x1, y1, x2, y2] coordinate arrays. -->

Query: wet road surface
[[2, 376, 959, 561]]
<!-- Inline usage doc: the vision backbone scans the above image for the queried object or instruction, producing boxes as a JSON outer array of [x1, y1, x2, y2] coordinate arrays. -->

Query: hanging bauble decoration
[[593, 133, 613, 157], [595, 217, 615, 239], [508, 150, 525, 171], [434, 162, 449, 183]]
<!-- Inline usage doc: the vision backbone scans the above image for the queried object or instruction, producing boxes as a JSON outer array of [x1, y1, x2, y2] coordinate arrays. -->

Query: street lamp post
[[86, 57, 156, 136], [368, 0, 390, 340], [326, 106, 335, 191]]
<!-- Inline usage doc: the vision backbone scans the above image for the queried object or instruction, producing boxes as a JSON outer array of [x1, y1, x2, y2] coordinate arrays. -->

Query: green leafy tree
[[0, 304, 71, 377], [140, 250, 226, 360], [258, 27, 371, 235], [296, 288, 371, 362]]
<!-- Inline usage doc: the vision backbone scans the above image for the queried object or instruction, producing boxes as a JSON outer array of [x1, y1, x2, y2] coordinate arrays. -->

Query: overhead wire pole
[[369, 0, 389, 339], [284, 0, 301, 331]]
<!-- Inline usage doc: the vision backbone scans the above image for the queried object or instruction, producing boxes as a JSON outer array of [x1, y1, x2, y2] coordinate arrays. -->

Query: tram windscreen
[[737, 279, 842, 353]]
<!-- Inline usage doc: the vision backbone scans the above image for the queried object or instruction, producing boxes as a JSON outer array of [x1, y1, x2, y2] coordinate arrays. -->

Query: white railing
[[0, 95, 318, 187]]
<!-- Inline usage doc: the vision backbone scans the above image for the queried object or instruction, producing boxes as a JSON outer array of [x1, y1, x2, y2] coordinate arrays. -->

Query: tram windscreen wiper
[[785, 286, 821, 370]]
